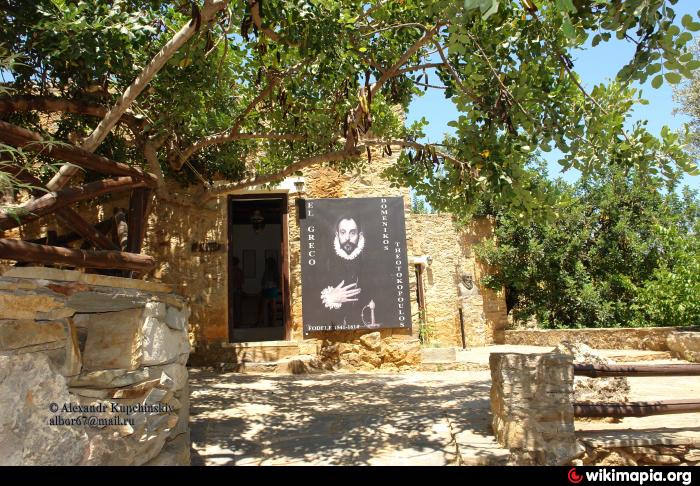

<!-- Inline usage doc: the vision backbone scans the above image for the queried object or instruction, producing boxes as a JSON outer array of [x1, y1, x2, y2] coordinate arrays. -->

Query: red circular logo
[[568, 468, 583, 484]]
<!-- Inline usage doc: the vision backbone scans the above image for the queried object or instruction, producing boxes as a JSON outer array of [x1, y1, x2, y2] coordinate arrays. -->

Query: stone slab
[[421, 347, 458, 363], [79, 308, 143, 371], [0, 319, 66, 350], [2, 267, 174, 294], [579, 429, 700, 448]]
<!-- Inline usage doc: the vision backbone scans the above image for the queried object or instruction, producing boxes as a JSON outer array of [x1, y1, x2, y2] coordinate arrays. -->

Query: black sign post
[[300, 197, 412, 334]]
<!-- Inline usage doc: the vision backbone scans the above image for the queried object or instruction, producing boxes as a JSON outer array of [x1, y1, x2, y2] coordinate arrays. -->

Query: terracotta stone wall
[[407, 213, 507, 347], [8, 146, 507, 351]]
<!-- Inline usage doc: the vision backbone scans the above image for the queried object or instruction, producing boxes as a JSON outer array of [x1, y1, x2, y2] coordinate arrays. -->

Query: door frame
[[227, 193, 290, 342]]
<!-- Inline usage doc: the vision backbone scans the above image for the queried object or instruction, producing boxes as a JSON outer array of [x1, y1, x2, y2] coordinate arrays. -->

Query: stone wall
[[407, 214, 506, 347], [317, 331, 421, 372], [8, 146, 507, 354], [577, 443, 700, 466], [667, 331, 700, 362], [502, 327, 678, 351], [490, 351, 700, 467], [490, 352, 580, 465], [0, 267, 190, 466]]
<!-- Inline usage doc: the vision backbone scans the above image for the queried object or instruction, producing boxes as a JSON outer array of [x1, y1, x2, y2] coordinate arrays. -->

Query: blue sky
[[406, 1, 700, 192]]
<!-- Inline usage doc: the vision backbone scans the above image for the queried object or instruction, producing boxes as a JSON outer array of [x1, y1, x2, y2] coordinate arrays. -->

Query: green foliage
[[633, 226, 700, 327], [475, 166, 700, 328], [1, 0, 699, 205], [674, 37, 700, 159], [411, 192, 433, 214]]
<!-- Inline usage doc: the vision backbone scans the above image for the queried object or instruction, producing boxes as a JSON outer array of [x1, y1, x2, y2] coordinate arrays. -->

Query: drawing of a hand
[[321, 280, 361, 309]]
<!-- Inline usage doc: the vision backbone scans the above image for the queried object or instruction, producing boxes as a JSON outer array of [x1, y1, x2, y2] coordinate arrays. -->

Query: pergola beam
[[0, 120, 157, 185], [0, 176, 150, 230], [0, 238, 155, 272]]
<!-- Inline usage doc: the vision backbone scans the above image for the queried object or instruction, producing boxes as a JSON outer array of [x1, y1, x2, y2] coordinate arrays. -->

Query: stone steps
[[220, 340, 300, 363]]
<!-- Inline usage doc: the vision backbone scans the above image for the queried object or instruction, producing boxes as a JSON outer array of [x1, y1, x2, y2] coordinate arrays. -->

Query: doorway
[[227, 194, 289, 342]]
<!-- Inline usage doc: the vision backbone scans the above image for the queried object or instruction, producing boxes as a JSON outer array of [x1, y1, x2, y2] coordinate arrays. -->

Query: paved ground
[[576, 375, 700, 446], [189, 369, 506, 466], [189, 346, 699, 466]]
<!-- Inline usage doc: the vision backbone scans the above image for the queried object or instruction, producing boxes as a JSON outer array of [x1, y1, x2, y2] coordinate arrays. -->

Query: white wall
[[231, 224, 282, 294]]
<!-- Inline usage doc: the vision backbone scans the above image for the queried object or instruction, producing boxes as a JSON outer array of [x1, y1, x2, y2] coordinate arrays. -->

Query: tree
[[675, 37, 700, 158], [1, 0, 699, 214], [475, 164, 700, 328]]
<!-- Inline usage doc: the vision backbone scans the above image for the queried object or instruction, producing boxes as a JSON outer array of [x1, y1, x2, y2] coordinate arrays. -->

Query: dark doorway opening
[[227, 194, 289, 343]]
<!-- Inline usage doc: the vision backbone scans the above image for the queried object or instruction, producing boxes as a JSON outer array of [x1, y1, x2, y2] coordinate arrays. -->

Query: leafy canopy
[[1, 0, 699, 211], [475, 164, 700, 328]]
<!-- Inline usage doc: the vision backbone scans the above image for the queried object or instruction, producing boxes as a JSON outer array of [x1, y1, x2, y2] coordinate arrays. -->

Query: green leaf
[[682, 14, 694, 29], [562, 16, 576, 41], [664, 72, 682, 84], [555, 0, 577, 13], [481, 0, 499, 20], [651, 74, 663, 89]]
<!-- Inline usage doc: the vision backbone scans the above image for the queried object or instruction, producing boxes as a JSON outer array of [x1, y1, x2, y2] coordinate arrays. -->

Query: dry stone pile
[[319, 331, 421, 371], [554, 341, 630, 404]]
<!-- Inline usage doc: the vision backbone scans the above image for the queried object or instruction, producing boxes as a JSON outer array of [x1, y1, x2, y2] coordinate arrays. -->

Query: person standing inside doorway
[[231, 256, 244, 327], [257, 257, 279, 326]]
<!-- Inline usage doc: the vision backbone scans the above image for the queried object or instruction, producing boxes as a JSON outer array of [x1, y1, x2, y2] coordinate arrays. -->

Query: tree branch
[[46, 0, 228, 191], [248, 0, 299, 47], [0, 95, 147, 136], [395, 62, 447, 76], [174, 132, 306, 170], [201, 148, 359, 200]]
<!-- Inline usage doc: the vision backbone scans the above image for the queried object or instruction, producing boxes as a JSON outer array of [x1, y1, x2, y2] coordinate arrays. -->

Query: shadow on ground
[[189, 369, 494, 466]]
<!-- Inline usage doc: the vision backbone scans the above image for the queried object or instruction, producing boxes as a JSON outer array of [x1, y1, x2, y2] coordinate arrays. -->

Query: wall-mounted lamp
[[409, 255, 432, 268], [294, 177, 305, 194], [250, 209, 265, 233]]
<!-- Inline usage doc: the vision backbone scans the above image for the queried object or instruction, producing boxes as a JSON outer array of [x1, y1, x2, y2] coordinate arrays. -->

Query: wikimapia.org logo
[[567, 467, 693, 485]]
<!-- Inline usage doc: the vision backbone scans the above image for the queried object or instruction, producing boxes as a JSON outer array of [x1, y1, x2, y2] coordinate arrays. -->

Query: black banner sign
[[300, 197, 412, 333]]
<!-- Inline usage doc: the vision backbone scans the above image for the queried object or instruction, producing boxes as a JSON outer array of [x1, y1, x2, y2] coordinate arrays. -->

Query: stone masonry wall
[[666, 331, 700, 362], [408, 213, 507, 347], [8, 145, 507, 354], [0, 267, 190, 465], [490, 352, 579, 465], [577, 443, 700, 466], [490, 351, 700, 467], [502, 327, 677, 351]]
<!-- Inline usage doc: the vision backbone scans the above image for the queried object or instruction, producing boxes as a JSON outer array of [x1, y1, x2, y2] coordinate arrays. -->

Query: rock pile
[[554, 341, 630, 404], [319, 332, 421, 371]]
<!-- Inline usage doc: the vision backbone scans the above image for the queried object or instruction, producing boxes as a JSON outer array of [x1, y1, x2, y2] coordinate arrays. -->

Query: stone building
[[6, 146, 507, 368]]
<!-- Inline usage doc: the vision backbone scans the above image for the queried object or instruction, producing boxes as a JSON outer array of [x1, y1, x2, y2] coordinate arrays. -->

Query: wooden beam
[[574, 363, 700, 377], [3, 164, 118, 250], [574, 399, 700, 418], [28, 219, 114, 246], [0, 176, 150, 230], [54, 208, 119, 251], [114, 209, 129, 251], [0, 238, 155, 272], [0, 120, 157, 185], [126, 188, 149, 254]]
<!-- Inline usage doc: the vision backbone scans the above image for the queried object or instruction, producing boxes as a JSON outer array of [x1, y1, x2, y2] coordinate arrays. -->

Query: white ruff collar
[[334, 233, 365, 260]]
